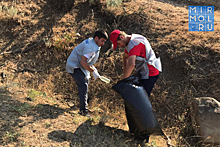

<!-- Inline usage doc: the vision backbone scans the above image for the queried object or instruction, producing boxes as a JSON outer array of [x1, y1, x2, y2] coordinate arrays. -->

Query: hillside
[[0, 0, 220, 146]]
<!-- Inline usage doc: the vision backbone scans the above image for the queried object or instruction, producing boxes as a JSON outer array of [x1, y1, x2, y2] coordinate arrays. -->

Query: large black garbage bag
[[112, 75, 164, 136]]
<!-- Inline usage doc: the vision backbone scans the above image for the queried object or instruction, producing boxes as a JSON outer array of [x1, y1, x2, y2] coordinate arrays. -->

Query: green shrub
[[1, 5, 18, 17], [52, 32, 78, 50], [106, 0, 122, 7], [27, 89, 46, 101], [8, 5, 17, 17]]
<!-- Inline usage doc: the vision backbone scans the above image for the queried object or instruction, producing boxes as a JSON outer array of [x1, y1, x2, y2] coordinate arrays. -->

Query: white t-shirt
[[74, 51, 96, 68]]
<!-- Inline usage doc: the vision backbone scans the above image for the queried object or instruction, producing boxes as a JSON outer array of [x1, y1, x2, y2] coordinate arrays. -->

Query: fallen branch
[[8, 67, 43, 73]]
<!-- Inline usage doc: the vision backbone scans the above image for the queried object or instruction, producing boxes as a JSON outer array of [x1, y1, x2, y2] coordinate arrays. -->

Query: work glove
[[92, 66, 100, 80]]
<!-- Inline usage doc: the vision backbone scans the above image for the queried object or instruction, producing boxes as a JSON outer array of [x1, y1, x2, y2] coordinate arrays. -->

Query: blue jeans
[[140, 75, 159, 97], [70, 68, 89, 111]]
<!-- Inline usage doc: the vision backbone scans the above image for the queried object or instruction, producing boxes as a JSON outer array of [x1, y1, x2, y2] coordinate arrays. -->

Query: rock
[[67, 101, 75, 107], [191, 97, 220, 144]]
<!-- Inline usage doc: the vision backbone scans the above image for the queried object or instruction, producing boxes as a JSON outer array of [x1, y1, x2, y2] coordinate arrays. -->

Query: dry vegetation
[[0, 0, 220, 146]]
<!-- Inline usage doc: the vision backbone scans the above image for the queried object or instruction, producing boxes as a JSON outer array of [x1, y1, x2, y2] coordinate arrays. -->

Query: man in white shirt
[[66, 30, 108, 116]]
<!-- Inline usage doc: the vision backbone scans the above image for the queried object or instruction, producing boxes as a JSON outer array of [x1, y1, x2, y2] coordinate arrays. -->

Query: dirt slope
[[0, 0, 220, 146]]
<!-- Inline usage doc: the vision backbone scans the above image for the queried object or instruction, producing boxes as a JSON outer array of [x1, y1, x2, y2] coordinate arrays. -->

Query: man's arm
[[123, 52, 128, 75], [122, 55, 136, 79], [80, 56, 95, 72]]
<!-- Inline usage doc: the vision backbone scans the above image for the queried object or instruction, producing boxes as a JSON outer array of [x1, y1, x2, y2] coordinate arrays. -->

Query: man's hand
[[92, 67, 100, 80]]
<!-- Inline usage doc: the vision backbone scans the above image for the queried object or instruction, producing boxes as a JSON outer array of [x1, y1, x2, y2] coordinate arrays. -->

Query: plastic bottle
[[99, 76, 110, 83]]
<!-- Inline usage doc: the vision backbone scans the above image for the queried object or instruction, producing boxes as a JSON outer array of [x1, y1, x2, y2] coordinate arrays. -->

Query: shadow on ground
[[0, 86, 144, 146], [48, 119, 145, 147], [0, 86, 71, 145], [1, 0, 75, 54]]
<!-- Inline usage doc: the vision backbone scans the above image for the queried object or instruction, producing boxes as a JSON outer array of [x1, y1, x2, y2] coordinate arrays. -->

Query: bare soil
[[0, 0, 220, 147]]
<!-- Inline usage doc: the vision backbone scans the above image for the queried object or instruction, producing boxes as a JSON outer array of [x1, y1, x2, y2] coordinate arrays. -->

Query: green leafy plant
[[11, 103, 31, 116], [1, 5, 18, 17], [8, 5, 17, 17], [106, 0, 122, 7], [52, 32, 78, 50], [21, 141, 26, 146], [44, 122, 51, 128], [4, 131, 19, 142], [27, 89, 46, 101]]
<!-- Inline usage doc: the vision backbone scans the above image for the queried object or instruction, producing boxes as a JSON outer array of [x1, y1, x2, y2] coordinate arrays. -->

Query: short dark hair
[[93, 30, 108, 39], [117, 31, 126, 41], [117, 34, 121, 41]]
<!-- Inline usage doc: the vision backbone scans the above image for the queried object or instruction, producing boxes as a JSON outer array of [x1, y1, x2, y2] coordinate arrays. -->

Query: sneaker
[[78, 110, 91, 117]]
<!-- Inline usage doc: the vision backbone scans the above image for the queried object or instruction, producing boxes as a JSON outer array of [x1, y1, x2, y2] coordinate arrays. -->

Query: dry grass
[[0, 0, 220, 146]]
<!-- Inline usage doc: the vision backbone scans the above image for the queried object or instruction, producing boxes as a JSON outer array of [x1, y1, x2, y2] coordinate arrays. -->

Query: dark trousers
[[135, 74, 158, 141], [140, 75, 159, 97], [70, 68, 89, 111]]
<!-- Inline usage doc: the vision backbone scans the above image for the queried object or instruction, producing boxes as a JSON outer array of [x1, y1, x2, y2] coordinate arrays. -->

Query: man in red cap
[[110, 29, 162, 142]]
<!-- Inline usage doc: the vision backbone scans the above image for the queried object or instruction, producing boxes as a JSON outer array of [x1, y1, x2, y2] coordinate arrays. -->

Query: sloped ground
[[0, 0, 220, 146]]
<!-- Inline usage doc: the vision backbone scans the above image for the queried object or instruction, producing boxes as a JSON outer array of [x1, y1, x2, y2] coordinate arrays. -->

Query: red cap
[[110, 30, 120, 50]]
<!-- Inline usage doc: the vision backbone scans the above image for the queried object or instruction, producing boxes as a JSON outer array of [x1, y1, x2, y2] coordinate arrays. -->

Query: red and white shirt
[[125, 43, 159, 76]]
